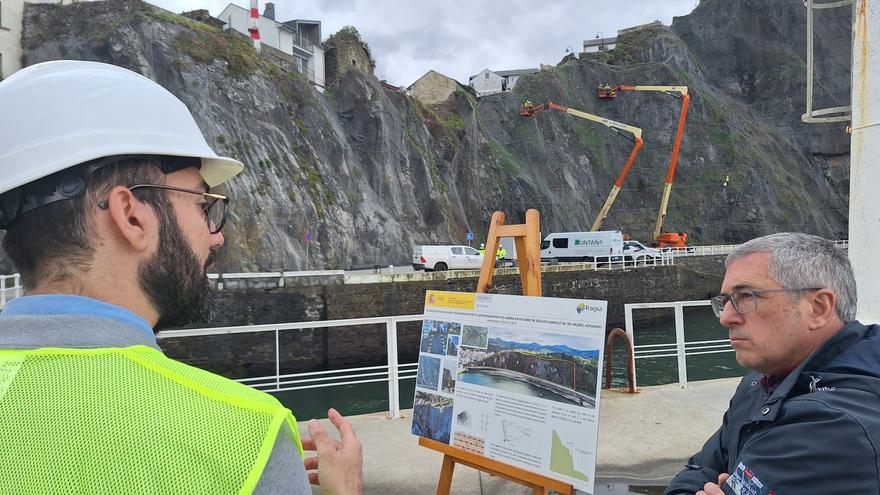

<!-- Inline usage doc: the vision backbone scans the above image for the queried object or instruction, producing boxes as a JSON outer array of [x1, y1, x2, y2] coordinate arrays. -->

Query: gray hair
[[725, 233, 857, 322]]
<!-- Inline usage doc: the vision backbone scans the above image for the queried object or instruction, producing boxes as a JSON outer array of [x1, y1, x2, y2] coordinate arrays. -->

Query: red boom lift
[[598, 85, 691, 248], [521, 101, 644, 231]]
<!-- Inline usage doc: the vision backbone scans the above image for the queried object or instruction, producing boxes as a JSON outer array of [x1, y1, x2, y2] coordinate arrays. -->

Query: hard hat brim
[[199, 156, 244, 188]]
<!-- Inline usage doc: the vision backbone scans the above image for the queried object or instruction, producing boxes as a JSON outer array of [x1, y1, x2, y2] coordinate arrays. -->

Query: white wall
[[279, 29, 292, 55], [218, 4, 289, 55], [218, 5, 249, 36], [310, 43, 325, 92], [506, 74, 533, 90], [0, 0, 24, 79], [583, 41, 617, 53], [469, 69, 504, 96], [257, 15, 281, 52]]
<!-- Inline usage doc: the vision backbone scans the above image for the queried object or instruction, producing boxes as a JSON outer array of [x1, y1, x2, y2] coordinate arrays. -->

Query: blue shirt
[[2, 294, 156, 345]]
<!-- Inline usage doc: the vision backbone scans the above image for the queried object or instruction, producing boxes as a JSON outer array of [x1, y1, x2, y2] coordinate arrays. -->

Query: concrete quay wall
[[161, 256, 726, 377]]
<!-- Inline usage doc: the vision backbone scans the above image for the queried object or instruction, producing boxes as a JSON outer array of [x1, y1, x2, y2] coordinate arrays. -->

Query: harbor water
[[273, 305, 746, 420]]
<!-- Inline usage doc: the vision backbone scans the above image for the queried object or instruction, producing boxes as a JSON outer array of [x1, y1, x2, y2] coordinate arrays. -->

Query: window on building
[[484, 72, 489, 79], [351, 59, 357, 67]]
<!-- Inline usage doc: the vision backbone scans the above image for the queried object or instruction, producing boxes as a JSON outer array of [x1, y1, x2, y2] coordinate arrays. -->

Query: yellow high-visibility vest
[[0, 345, 303, 494]]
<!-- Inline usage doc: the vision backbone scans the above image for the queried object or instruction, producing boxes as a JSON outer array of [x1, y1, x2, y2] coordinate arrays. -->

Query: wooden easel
[[418, 209, 575, 495]]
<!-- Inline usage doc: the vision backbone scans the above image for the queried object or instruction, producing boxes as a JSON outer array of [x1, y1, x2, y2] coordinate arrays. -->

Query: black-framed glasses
[[710, 287, 823, 318], [99, 184, 229, 234]]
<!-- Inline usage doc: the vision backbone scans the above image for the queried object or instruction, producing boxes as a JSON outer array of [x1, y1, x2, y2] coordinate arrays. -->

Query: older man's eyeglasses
[[710, 287, 822, 318], [99, 184, 229, 234]]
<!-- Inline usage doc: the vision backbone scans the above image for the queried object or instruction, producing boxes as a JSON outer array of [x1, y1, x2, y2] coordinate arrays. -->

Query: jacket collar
[[749, 320, 870, 422]]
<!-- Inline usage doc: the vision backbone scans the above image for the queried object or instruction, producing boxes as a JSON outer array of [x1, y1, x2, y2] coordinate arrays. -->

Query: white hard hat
[[0, 60, 243, 198]]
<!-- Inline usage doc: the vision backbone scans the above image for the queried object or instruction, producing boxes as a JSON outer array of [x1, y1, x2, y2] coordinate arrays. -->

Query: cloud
[[148, 0, 698, 85]]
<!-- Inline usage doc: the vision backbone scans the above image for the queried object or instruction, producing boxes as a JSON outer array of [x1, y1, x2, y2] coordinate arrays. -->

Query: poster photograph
[[457, 327, 600, 408], [410, 291, 607, 493]]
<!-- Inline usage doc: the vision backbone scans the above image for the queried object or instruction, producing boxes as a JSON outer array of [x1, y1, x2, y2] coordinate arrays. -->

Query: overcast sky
[[147, 0, 699, 86]]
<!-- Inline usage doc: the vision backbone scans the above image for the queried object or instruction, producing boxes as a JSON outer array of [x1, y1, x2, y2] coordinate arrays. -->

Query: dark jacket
[[665, 321, 880, 495]]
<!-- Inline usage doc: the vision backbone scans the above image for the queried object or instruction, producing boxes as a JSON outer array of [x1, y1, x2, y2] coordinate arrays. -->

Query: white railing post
[[624, 305, 637, 390], [275, 329, 281, 391], [1, 276, 7, 306], [386, 318, 401, 419], [13, 274, 21, 298], [674, 303, 688, 387]]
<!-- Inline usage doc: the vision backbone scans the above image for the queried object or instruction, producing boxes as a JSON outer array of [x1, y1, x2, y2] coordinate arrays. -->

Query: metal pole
[[275, 329, 281, 391], [624, 305, 637, 390], [850, 0, 880, 323], [674, 303, 688, 387], [13, 274, 20, 298], [386, 318, 401, 419], [248, 0, 261, 53], [1, 276, 6, 306]]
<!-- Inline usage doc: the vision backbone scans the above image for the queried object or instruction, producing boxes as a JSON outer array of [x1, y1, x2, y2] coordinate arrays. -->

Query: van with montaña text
[[540, 231, 624, 262]]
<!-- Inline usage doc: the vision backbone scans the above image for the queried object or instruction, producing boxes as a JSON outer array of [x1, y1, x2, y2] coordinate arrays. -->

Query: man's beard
[[138, 207, 217, 331]]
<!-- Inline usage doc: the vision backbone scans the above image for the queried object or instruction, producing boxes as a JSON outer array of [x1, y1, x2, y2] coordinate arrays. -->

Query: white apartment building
[[468, 68, 538, 97], [218, 2, 325, 92]]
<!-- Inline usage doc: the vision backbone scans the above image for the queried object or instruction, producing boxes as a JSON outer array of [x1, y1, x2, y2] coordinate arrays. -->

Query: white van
[[412, 245, 484, 271], [540, 231, 624, 262]]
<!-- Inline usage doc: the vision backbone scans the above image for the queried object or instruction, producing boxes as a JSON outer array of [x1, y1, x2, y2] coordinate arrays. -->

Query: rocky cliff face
[[18, 0, 851, 271]]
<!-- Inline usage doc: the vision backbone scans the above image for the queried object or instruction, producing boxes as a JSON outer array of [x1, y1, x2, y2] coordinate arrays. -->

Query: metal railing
[[624, 300, 733, 388], [207, 270, 344, 289], [156, 314, 425, 419], [604, 328, 636, 393], [662, 239, 848, 258], [198, 240, 849, 286], [0, 274, 22, 308], [157, 300, 721, 420], [541, 254, 674, 270]]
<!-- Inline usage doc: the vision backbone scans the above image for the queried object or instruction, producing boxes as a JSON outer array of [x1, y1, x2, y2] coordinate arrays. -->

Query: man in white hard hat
[[0, 61, 362, 494]]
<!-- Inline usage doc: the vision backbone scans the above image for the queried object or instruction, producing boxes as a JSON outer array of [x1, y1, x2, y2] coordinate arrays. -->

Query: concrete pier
[[305, 377, 740, 494]]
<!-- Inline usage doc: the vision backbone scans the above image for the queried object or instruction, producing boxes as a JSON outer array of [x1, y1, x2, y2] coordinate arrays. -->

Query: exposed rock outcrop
[[16, 0, 851, 271]]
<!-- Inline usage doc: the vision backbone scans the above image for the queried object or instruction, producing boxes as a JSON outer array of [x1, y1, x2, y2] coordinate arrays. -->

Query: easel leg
[[436, 454, 456, 495]]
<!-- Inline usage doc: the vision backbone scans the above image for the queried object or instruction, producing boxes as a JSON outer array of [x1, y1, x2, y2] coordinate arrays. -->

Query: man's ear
[[807, 289, 838, 330], [103, 186, 154, 252]]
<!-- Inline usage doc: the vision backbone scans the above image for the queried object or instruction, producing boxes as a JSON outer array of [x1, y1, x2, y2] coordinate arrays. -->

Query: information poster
[[411, 290, 607, 493]]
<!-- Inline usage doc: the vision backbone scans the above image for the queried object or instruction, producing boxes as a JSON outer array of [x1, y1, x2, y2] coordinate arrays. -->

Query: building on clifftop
[[408, 70, 465, 105], [218, 2, 326, 92], [324, 26, 375, 91]]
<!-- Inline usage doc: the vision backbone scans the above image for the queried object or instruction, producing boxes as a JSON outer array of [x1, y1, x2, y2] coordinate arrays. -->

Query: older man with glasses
[[665, 232, 880, 495]]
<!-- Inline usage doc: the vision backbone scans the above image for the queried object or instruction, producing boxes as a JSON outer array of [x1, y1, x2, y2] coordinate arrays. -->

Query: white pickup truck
[[622, 240, 664, 264], [412, 245, 484, 271]]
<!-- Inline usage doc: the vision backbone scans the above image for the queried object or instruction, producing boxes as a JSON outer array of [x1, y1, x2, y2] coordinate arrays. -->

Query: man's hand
[[696, 473, 730, 495], [302, 408, 363, 495]]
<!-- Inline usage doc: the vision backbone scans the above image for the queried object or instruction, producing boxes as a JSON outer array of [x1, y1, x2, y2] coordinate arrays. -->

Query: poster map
[[410, 290, 607, 493]]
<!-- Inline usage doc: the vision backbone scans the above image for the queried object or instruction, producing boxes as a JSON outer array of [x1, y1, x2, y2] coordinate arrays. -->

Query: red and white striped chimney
[[248, 0, 261, 53]]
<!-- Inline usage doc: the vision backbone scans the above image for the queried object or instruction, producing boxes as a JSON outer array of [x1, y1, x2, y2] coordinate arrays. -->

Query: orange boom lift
[[598, 85, 691, 248], [521, 101, 644, 231]]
